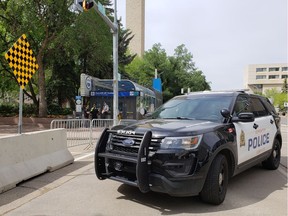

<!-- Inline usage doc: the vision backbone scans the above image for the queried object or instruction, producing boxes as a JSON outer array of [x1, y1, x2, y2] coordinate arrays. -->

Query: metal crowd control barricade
[[50, 118, 114, 148], [90, 119, 114, 149]]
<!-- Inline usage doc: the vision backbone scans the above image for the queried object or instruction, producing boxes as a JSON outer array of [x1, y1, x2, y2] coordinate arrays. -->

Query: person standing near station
[[83, 105, 90, 119], [101, 102, 109, 119], [90, 103, 99, 119]]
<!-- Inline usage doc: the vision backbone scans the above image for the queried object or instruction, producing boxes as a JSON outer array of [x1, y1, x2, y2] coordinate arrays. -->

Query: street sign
[[97, 1, 106, 16], [5, 34, 39, 89], [4, 34, 39, 134], [75, 96, 82, 114]]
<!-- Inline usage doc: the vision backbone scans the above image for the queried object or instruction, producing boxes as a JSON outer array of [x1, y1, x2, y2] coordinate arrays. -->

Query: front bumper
[[95, 128, 208, 197], [149, 173, 205, 196]]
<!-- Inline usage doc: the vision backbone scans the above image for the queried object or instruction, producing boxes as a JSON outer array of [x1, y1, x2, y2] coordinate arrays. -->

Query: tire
[[200, 154, 228, 205], [262, 139, 281, 170]]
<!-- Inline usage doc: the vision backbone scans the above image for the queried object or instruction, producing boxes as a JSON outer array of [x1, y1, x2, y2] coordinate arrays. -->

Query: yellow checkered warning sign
[[5, 34, 39, 89]]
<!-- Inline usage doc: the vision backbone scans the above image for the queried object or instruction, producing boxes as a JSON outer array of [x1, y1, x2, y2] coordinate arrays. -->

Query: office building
[[244, 63, 288, 94]]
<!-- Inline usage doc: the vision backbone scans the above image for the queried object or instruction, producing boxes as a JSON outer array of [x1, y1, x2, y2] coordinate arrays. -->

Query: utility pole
[[112, 0, 119, 126], [74, 0, 119, 125]]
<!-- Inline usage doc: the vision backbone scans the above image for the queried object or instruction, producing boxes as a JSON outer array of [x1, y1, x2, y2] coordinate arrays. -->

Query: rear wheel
[[200, 154, 228, 205], [262, 139, 281, 170]]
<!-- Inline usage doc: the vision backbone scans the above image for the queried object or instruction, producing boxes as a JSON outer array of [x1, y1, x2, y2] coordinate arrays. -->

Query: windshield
[[151, 95, 233, 122]]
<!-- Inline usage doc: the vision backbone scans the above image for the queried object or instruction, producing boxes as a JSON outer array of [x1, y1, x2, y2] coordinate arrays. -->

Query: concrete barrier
[[0, 128, 74, 193]]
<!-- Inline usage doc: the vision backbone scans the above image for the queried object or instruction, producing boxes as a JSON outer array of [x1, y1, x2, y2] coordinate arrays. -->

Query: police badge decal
[[240, 130, 245, 147]]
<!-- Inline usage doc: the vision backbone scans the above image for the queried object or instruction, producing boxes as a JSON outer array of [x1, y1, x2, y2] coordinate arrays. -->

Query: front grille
[[113, 145, 138, 154], [110, 133, 162, 155]]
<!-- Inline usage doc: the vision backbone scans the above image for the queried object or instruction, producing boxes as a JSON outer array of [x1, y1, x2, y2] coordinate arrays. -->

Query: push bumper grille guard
[[94, 128, 152, 193]]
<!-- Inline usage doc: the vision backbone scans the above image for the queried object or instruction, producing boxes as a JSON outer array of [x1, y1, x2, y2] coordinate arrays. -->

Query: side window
[[262, 97, 276, 114], [233, 95, 251, 116], [249, 97, 269, 117]]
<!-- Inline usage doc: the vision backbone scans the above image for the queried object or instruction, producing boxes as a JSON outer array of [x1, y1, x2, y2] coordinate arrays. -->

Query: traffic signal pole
[[92, 0, 119, 126], [74, 0, 119, 126], [112, 0, 119, 126]]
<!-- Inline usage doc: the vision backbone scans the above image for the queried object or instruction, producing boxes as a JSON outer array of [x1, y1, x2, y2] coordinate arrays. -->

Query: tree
[[264, 88, 287, 112], [125, 43, 211, 102], [44, 3, 136, 108], [0, 1, 37, 105], [1, 0, 135, 116], [282, 78, 288, 93], [118, 22, 137, 77], [0, 0, 76, 117]]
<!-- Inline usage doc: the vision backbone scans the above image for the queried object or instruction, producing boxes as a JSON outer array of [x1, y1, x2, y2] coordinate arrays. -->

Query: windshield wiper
[[160, 117, 195, 120], [176, 116, 195, 120]]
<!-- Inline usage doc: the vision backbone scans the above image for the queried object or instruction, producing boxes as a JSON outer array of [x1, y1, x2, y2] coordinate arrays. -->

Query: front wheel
[[200, 154, 228, 205], [262, 139, 281, 170]]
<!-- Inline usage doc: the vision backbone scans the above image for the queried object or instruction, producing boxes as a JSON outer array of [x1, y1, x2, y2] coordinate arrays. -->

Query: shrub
[[0, 103, 73, 117]]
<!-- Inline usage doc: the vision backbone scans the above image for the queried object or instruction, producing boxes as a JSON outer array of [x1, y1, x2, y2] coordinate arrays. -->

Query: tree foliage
[[0, 0, 135, 116], [264, 88, 288, 112], [0, 0, 76, 116], [125, 43, 211, 102], [282, 78, 288, 93]]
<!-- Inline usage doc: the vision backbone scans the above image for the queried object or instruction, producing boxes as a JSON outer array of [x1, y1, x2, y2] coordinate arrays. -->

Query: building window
[[268, 67, 280, 72], [256, 68, 267, 72], [268, 75, 280, 79], [282, 67, 288, 71], [256, 75, 266, 79], [282, 75, 288, 79]]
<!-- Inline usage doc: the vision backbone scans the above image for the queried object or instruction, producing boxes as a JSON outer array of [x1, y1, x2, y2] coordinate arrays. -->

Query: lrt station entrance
[[80, 73, 156, 120], [90, 86, 138, 120]]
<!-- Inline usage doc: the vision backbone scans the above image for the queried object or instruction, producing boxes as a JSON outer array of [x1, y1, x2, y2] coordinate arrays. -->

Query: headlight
[[160, 135, 203, 150], [106, 133, 113, 150]]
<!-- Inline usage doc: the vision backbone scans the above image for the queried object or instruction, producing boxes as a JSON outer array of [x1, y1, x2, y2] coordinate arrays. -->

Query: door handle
[[253, 123, 258, 129], [270, 119, 274, 124]]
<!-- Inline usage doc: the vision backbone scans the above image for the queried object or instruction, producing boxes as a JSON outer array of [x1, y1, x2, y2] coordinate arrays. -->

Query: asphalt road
[[0, 154, 287, 216], [0, 124, 287, 216]]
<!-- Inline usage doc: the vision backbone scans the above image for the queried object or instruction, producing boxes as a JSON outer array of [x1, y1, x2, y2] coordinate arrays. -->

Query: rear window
[[233, 95, 269, 117], [249, 97, 269, 117]]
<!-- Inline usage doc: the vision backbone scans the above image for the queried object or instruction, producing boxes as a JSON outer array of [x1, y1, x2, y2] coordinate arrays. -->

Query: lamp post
[[74, 0, 119, 126], [112, 0, 119, 126]]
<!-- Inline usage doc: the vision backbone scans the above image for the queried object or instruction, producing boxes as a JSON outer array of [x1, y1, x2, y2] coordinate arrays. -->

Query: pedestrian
[[101, 102, 109, 119], [83, 105, 89, 119], [83, 105, 90, 127], [90, 103, 99, 119]]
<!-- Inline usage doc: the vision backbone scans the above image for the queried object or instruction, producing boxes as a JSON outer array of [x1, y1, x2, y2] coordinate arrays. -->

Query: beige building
[[126, 0, 145, 57], [244, 63, 288, 94]]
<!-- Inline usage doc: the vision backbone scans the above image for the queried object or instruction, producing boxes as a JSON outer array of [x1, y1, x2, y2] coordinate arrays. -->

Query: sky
[[117, 0, 287, 91]]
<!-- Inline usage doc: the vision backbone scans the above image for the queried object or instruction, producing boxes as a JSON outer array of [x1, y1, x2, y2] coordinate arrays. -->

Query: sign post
[[75, 95, 82, 118], [18, 88, 23, 134]]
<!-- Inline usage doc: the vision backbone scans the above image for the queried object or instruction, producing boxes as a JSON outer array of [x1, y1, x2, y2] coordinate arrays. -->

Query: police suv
[[94, 91, 282, 204]]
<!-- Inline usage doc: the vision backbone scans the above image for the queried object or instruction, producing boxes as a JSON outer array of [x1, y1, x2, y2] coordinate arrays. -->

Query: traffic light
[[81, 0, 94, 11]]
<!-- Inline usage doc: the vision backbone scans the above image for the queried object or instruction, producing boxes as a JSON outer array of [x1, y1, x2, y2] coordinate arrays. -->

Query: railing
[[50, 119, 114, 147]]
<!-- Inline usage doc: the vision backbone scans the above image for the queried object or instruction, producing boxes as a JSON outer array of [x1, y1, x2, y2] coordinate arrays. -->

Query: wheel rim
[[218, 166, 224, 192], [273, 149, 277, 158], [273, 143, 280, 164]]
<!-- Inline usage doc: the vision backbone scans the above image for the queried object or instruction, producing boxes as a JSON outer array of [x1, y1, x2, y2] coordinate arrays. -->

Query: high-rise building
[[244, 63, 288, 94], [126, 0, 145, 57]]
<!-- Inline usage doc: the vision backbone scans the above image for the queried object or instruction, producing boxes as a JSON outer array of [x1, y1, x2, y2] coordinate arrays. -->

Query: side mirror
[[232, 112, 255, 122], [221, 109, 231, 118]]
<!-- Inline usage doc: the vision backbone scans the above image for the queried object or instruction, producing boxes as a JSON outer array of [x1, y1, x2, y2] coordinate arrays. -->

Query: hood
[[113, 119, 223, 137]]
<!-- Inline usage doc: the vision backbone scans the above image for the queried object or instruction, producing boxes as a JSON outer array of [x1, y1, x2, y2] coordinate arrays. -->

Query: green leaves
[[264, 87, 288, 112], [125, 43, 211, 102], [1, 0, 135, 116]]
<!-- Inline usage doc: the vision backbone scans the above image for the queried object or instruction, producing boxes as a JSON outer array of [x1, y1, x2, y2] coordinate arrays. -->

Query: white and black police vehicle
[[94, 90, 282, 204]]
